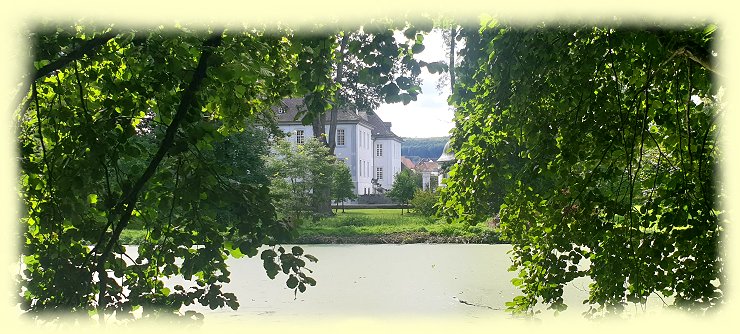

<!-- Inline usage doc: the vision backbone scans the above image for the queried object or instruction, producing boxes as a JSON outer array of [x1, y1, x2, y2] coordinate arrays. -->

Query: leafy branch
[[91, 30, 223, 318]]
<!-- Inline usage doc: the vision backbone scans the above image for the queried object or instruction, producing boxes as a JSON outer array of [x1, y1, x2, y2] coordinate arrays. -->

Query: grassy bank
[[119, 208, 500, 245], [294, 209, 500, 244]]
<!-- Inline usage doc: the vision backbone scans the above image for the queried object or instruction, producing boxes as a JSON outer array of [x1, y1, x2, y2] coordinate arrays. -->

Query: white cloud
[[375, 92, 454, 138], [376, 30, 453, 138], [416, 28, 447, 63]]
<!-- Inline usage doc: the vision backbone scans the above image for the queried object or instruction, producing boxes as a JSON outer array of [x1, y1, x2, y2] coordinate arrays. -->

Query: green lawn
[[296, 208, 499, 243], [119, 208, 500, 245]]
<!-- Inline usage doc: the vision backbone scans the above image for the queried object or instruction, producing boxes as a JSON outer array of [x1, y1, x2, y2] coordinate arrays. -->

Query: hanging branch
[[73, 60, 94, 124], [91, 30, 223, 319], [15, 32, 118, 120], [34, 31, 118, 81], [685, 61, 694, 166], [628, 57, 653, 305]]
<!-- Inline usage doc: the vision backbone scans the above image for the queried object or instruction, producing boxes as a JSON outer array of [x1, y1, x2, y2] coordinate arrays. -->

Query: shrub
[[410, 189, 439, 217]]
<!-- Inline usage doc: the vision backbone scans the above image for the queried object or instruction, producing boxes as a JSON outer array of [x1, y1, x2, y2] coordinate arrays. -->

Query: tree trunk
[[314, 185, 332, 216], [311, 116, 328, 146], [309, 33, 350, 216], [326, 33, 350, 156]]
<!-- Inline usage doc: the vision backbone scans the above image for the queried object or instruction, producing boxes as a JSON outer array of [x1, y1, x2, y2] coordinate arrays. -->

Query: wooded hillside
[[401, 136, 449, 160]]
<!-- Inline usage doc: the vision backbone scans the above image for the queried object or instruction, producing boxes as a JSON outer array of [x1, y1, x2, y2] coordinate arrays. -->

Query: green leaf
[[229, 247, 244, 259], [261, 249, 277, 260], [381, 83, 400, 98], [396, 77, 412, 90], [286, 275, 298, 289]]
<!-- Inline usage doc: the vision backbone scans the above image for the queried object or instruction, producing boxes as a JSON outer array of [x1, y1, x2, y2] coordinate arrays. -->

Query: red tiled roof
[[400, 156, 415, 170]]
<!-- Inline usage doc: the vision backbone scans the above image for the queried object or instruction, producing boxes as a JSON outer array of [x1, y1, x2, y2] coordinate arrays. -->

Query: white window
[[376, 143, 383, 157], [376, 167, 383, 180], [337, 129, 345, 146], [296, 130, 304, 144], [359, 160, 363, 177]]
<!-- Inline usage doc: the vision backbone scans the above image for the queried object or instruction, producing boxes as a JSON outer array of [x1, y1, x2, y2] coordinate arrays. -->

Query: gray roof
[[366, 112, 402, 141], [273, 98, 399, 141], [274, 98, 368, 125]]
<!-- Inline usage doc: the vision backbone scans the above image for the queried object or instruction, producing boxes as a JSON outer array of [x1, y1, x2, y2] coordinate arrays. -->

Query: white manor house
[[274, 98, 402, 196]]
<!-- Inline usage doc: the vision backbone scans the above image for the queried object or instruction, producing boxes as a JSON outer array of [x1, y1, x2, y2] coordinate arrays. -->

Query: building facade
[[274, 98, 403, 196]]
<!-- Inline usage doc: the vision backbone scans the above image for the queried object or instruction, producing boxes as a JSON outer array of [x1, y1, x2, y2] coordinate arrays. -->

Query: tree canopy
[[439, 21, 724, 315], [17, 24, 322, 321]]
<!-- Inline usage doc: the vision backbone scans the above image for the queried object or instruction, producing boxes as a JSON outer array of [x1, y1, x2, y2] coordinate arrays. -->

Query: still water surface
[[167, 244, 602, 323]]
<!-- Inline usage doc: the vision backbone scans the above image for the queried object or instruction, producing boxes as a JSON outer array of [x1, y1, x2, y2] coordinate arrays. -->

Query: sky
[[374, 30, 455, 139]]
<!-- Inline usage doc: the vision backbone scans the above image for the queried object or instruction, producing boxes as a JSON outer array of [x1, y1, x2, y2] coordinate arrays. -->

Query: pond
[[17, 244, 671, 326], [163, 243, 635, 324]]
